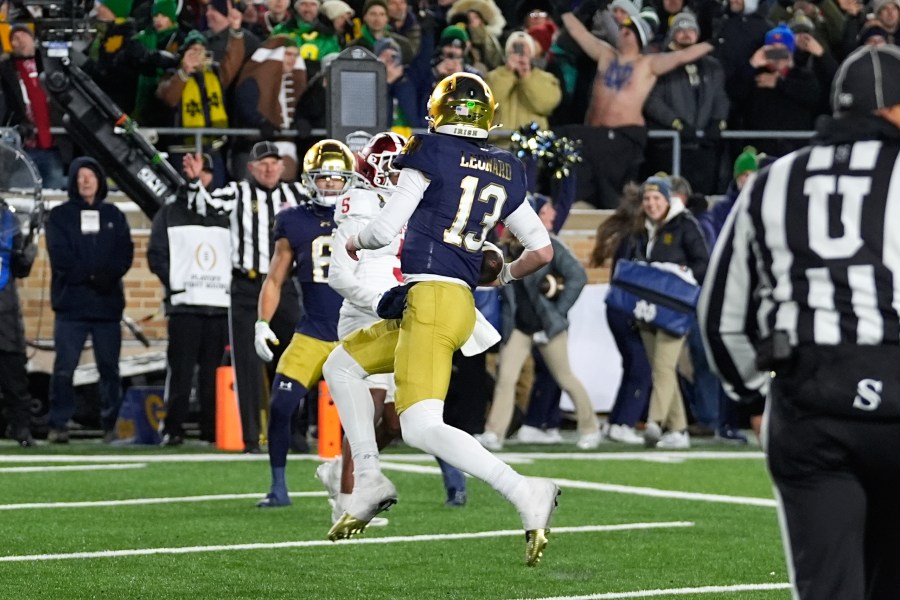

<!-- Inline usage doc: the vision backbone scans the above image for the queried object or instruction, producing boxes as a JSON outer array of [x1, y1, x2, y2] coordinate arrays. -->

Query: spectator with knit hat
[[626, 175, 709, 449], [446, 0, 506, 70], [0, 24, 68, 189], [644, 11, 729, 194], [156, 20, 245, 186], [319, 0, 355, 44], [132, 0, 187, 126], [407, 23, 483, 117], [373, 36, 422, 131], [739, 23, 821, 156], [485, 31, 562, 131]]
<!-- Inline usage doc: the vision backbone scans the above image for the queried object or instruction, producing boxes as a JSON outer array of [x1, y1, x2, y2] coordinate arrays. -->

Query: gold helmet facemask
[[427, 72, 498, 140], [301, 139, 358, 207]]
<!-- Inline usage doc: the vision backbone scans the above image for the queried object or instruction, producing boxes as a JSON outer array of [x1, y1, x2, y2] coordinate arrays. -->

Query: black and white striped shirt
[[698, 138, 900, 400], [189, 180, 308, 275]]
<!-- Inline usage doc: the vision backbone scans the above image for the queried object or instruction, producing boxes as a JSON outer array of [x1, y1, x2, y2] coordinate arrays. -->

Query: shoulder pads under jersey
[[333, 188, 389, 226]]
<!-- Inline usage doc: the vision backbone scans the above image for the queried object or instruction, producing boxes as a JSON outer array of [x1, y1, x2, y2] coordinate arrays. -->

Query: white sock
[[323, 346, 380, 476], [400, 400, 526, 503], [338, 492, 351, 511]]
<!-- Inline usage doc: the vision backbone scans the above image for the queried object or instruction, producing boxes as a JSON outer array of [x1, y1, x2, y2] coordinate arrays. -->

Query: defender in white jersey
[[317, 133, 407, 525]]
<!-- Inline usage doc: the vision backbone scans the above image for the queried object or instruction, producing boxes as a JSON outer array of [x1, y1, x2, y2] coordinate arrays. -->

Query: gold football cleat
[[525, 528, 550, 567], [327, 495, 397, 542], [328, 513, 369, 541]]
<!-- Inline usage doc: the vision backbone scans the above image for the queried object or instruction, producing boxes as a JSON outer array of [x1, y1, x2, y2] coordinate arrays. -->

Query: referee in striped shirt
[[699, 46, 900, 599], [186, 141, 306, 453]]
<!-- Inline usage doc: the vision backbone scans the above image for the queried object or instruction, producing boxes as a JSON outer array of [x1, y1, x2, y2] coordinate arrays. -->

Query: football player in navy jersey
[[323, 73, 560, 566], [253, 139, 358, 508]]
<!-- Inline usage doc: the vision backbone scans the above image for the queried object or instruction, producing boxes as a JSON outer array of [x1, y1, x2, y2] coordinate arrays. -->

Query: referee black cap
[[832, 45, 900, 116], [250, 141, 281, 161]]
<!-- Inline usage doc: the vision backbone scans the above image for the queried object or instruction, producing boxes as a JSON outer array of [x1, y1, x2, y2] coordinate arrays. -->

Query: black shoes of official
[[5, 425, 35, 447]]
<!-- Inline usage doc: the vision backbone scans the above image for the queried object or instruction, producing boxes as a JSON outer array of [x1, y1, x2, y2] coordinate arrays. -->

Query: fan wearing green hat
[[554, 0, 716, 208], [132, 0, 186, 125]]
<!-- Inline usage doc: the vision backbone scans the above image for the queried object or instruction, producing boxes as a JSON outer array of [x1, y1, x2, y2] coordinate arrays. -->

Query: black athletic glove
[[672, 118, 697, 143], [703, 120, 726, 142], [376, 283, 416, 319]]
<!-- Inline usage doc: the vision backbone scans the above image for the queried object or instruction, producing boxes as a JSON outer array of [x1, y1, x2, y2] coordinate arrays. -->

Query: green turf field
[[0, 440, 792, 600]]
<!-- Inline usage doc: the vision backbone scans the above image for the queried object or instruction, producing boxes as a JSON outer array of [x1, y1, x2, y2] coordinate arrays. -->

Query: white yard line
[[551, 478, 777, 508], [0, 463, 146, 473], [513, 582, 792, 599], [0, 451, 765, 464], [0, 522, 692, 562], [0, 491, 326, 511]]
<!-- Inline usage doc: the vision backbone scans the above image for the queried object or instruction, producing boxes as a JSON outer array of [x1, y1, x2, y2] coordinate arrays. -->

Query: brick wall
[[17, 202, 612, 344], [19, 232, 170, 343]]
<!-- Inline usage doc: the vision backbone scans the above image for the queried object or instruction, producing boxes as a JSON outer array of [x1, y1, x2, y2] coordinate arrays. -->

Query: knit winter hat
[[641, 176, 671, 201], [504, 30, 538, 56], [97, 0, 134, 19], [872, 0, 900, 15], [8, 23, 35, 41], [320, 0, 354, 20], [362, 0, 388, 15], [373, 36, 401, 57], [788, 12, 815, 34], [182, 29, 208, 49], [639, 6, 660, 34], [670, 12, 699, 34], [152, 0, 178, 22], [622, 15, 652, 49], [733, 146, 760, 177], [765, 24, 795, 53], [439, 24, 470, 47]]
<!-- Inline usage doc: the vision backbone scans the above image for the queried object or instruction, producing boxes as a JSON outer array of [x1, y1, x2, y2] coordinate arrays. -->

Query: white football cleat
[[513, 477, 561, 567]]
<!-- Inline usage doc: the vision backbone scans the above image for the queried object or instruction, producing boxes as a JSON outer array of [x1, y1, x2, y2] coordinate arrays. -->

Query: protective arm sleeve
[[503, 202, 551, 250], [357, 169, 428, 250], [329, 218, 390, 314]]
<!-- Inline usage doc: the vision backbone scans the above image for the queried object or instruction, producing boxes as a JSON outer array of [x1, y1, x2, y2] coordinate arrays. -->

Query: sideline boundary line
[[0, 491, 327, 511], [514, 582, 792, 599], [0, 522, 693, 562], [0, 463, 146, 473]]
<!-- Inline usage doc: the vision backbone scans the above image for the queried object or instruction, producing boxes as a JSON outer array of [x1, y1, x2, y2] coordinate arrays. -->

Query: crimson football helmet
[[356, 132, 408, 190]]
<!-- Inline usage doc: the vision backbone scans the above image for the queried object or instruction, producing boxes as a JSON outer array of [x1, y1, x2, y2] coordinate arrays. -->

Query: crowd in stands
[[3, 0, 896, 199]]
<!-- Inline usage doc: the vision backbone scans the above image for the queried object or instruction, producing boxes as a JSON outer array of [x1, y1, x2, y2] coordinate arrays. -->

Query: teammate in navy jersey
[[323, 73, 560, 566], [253, 139, 358, 508]]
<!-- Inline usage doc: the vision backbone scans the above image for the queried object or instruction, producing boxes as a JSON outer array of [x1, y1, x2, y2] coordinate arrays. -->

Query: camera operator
[[0, 199, 38, 447]]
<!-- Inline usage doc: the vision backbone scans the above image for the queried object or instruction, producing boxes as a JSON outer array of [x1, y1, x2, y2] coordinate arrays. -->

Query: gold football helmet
[[427, 73, 497, 139], [301, 139, 357, 207]]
